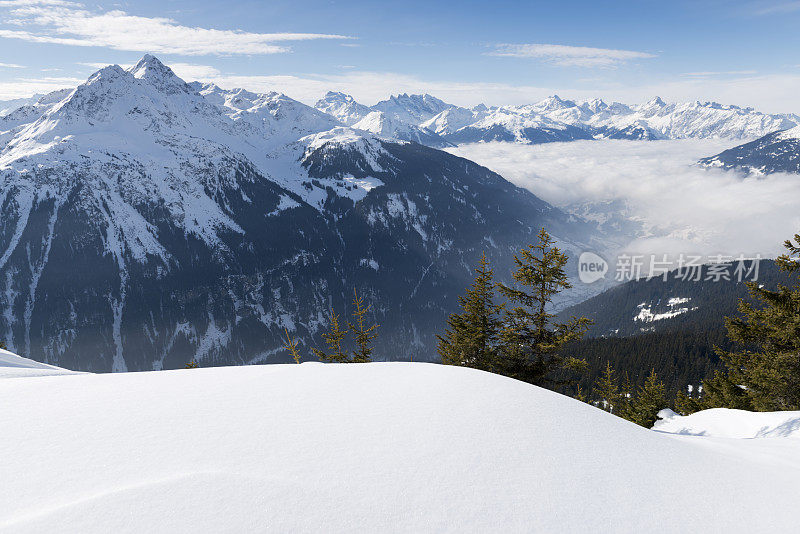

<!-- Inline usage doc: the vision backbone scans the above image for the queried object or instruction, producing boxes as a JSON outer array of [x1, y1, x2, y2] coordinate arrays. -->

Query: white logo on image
[[578, 252, 608, 284]]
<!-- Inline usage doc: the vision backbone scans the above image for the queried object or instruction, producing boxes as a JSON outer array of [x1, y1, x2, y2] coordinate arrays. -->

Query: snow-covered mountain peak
[[352, 110, 451, 147], [314, 91, 369, 126], [421, 106, 480, 136], [579, 98, 609, 114], [534, 95, 578, 112], [372, 93, 454, 123], [318, 91, 358, 105], [127, 54, 190, 95]]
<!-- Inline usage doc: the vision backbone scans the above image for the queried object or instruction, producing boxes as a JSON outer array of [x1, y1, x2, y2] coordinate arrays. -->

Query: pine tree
[[185, 359, 199, 369], [618, 371, 634, 416], [281, 327, 302, 364], [348, 289, 379, 363], [0, 340, 7, 351], [622, 369, 667, 427], [312, 309, 349, 363], [593, 361, 620, 413], [438, 252, 502, 371], [495, 228, 591, 385], [702, 234, 800, 411]]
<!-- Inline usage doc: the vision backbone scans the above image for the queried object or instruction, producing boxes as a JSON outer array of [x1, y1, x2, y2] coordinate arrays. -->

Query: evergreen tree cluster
[[284, 289, 380, 364], [678, 233, 800, 413], [560, 327, 725, 400], [591, 362, 668, 427], [443, 229, 800, 428], [582, 232, 800, 425], [437, 229, 590, 386]]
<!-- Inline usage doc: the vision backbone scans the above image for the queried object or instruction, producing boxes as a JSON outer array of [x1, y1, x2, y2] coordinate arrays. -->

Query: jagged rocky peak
[[317, 91, 358, 106], [372, 92, 454, 123], [580, 98, 609, 114], [535, 94, 578, 111], [127, 54, 190, 94], [314, 91, 370, 126]]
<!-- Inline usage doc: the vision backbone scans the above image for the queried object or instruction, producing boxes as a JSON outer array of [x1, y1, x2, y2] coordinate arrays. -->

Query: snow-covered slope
[[0, 362, 798, 532], [699, 125, 800, 174], [655, 407, 800, 438], [0, 347, 78, 378], [420, 106, 482, 135], [352, 110, 451, 147]]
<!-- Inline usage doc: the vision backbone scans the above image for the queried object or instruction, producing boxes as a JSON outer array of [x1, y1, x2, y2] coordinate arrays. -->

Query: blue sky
[[2, 0, 800, 112]]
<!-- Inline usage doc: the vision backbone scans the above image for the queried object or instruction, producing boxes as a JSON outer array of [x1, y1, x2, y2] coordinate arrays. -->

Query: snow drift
[[655, 407, 800, 439], [0, 347, 78, 379], [1, 362, 798, 532]]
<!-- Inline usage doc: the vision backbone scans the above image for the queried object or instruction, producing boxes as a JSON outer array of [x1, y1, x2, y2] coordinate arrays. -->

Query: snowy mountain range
[[314, 91, 800, 146], [0, 55, 610, 372], [699, 125, 800, 174]]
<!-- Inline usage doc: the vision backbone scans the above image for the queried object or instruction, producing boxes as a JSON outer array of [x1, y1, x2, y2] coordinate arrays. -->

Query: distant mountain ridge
[[699, 125, 800, 174], [313, 91, 799, 146]]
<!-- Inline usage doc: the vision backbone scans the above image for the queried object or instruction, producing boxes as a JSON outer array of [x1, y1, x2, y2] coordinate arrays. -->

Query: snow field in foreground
[[1, 362, 798, 533]]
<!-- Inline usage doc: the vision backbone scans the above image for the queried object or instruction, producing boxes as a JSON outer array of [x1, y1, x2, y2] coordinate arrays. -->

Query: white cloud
[[0, 75, 81, 99], [681, 70, 758, 77], [0, 2, 352, 55], [0, 62, 24, 68], [753, 1, 800, 14], [447, 140, 800, 260], [488, 43, 656, 68]]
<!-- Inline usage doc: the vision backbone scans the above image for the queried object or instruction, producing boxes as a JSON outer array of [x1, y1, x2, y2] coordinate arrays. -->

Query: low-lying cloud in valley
[[447, 140, 800, 261]]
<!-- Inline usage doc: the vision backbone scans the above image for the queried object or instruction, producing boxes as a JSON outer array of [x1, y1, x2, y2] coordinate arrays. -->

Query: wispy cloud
[[681, 70, 758, 77], [0, 62, 24, 68], [487, 43, 656, 68], [0, 1, 353, 55], [0, 75, 82, 99], [752, 1, 800, 15]]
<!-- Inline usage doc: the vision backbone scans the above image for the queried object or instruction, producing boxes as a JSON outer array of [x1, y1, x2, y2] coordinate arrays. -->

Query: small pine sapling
[[282, 327, 302, 364], [312, 309, 349, 363], [348, 289, 379, 363]]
